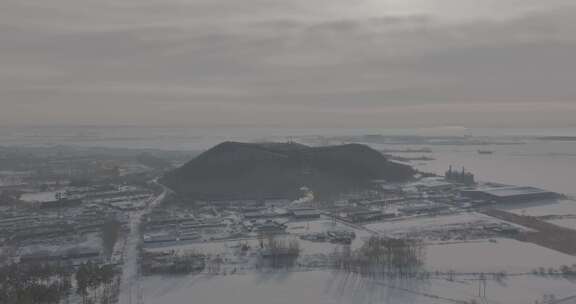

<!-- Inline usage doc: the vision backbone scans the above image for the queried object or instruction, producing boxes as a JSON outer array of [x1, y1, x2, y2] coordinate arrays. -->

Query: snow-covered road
[[118, 181, 168, 304]]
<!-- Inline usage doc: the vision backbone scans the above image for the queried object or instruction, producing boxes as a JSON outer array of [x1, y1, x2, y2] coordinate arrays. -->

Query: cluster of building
[[445, 166, 475, 185], [0, 208, 125, 265], [137, 163, 567, 278], [141, 201, 326, 247], [143, 212, 227, 245], [319, 168, 562, 230], [300, 230, 356, 244], [0, 182, 159, 267], [461, 186, 559, 203]]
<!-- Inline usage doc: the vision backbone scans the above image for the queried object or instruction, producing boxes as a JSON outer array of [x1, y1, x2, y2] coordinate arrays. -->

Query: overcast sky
[[2, 0, 576, 128]]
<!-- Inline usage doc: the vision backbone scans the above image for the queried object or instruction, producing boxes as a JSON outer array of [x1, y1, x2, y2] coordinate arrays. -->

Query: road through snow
[[118, 182, 168, 304]]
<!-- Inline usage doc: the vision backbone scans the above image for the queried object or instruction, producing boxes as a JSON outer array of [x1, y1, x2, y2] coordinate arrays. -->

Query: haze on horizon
[[2, 0, 576, 128]]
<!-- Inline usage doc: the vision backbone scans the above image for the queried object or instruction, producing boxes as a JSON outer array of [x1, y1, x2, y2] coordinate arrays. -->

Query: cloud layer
[[2, 0, 576, 127]]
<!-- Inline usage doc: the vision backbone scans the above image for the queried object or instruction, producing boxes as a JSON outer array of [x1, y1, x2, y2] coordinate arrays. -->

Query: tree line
[[0, 262, 73, 304], [333, 236, 426, 279], [0, 261, 120, 304]]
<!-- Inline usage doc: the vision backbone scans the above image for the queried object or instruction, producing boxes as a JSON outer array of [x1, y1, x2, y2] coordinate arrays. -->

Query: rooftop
[[470, 186, 553, 198]]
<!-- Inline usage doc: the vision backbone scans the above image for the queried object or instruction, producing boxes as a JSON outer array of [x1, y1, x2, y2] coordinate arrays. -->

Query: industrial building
[[290, 208, 321, 220], [461, 186, 559, 203]]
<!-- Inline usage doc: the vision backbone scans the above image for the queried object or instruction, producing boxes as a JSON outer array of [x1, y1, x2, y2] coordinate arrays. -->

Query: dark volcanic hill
[[162, 142, 415, 200]]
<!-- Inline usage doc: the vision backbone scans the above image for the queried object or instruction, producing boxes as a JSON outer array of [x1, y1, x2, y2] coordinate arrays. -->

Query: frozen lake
[[408, 140, 576, 196]]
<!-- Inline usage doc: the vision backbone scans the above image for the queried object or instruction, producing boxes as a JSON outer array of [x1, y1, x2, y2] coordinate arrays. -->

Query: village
[[1, 144, 575, 304], [137, 166, 563, 276], [0, 145, 175, 303]]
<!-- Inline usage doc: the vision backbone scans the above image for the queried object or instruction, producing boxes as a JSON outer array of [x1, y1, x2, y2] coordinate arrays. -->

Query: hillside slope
[[162, 142, 414, 200]]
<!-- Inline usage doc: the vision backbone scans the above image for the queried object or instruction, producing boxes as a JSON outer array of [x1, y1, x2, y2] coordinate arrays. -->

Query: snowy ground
[[364, 211, 531, 239], [140, 270, 576, 304], [499, 199, 576, 230], [132, 200, 576, 304], [426, 238, 576, 273], [136, 208, 576, 304]]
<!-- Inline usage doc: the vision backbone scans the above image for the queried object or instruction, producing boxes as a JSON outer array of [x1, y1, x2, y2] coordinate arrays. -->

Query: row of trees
[[0, 262, 73, 304], [532, 264, 576, 276], [258, 235, 301, 269], [101, 219, 122, 259], [75, 262, 120, 304], [333, 236, 426, 279], [142, 251, 206, 275], [0, 261, 120, 304]]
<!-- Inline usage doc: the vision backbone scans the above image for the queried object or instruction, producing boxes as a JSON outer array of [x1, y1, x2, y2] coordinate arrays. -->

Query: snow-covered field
[[140, 270, 576, 304], [426, 238, 576, 273], [364, 212, 530, 237], [500, 200, 576, 217], [500, 199, 576, 230], [146, 236, 576, 273], [136, 202, 576, 304], [138, 209, 576, 303]]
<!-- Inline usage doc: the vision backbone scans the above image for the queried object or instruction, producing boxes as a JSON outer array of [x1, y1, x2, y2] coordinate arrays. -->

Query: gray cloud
[[1, 0, 576, 127]]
